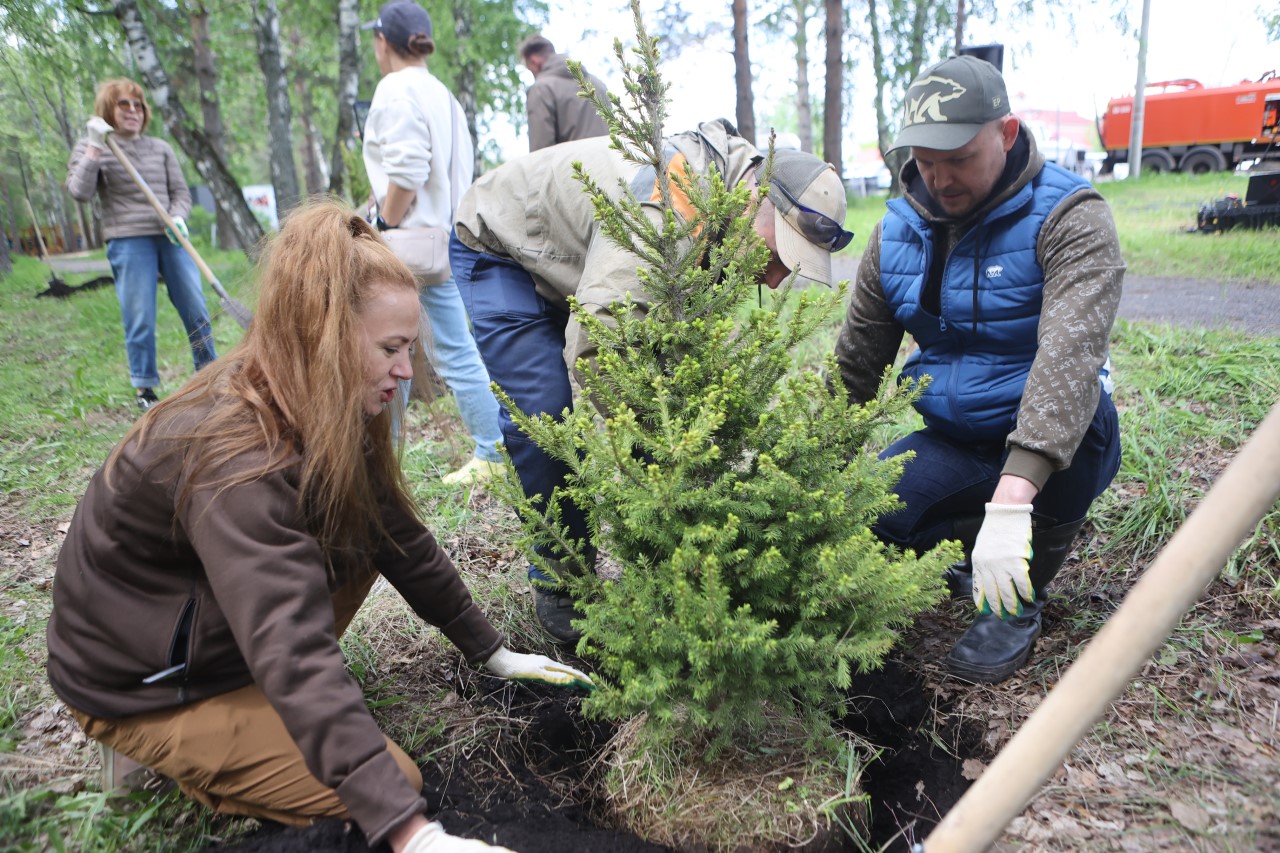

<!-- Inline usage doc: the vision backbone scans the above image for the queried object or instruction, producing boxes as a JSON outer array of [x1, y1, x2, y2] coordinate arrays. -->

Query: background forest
[[0, 0, 1137, 272]]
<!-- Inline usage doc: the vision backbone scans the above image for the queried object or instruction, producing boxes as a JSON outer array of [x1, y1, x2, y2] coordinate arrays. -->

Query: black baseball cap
[[362, 1, 432, 52]]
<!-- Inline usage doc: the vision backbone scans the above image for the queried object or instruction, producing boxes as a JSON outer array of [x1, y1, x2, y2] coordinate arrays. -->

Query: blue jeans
[[415, 277, 503, 463], [450, 234, 593, 582], [873, 392, 1122, 553], [106, 236, 217, 389]]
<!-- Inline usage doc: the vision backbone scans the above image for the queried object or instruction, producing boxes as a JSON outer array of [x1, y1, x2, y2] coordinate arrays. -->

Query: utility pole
[[1127, 0, 1152, 179]]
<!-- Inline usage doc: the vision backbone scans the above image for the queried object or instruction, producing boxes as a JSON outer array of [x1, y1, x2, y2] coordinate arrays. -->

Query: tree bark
[[291, 28, 329, 197], [327, 0, 360, 198], [732, 0, 756, 145], [0, 176, 11, 275], [954, 0, 966, 54], [452, 2, 482, 177], [190, 1, 239, 250], [792, 0, 813, 152], [112, 0, 265, 253], [822, 0, 843, 176], [0, 176, 20, 258], [253, 0, 302, 219]]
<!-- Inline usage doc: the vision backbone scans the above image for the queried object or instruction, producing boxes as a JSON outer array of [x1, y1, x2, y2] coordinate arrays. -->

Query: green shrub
[[492, 9, 955, 756]]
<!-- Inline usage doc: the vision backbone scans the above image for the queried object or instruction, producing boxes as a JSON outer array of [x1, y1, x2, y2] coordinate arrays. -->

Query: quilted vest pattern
[[880, 163, 1089, 441]]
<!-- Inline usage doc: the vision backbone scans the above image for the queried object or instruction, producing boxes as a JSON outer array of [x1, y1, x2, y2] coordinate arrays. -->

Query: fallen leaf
[[961, 758, 986, 781], [1169, 799, 1210, 831]]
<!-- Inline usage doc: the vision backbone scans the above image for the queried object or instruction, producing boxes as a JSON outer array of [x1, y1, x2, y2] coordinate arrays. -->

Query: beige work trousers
[[70, 570, 423, 827]]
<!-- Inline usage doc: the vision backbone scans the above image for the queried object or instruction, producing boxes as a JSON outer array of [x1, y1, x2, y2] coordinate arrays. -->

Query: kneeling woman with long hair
[[46, 200, 589, 852]]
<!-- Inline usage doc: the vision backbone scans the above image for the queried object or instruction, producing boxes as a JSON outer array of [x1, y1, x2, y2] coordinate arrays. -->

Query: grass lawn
[[1, 176, 1278, 851]]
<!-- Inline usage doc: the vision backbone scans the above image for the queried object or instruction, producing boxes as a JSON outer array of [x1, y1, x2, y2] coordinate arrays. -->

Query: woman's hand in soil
[[399, 819, 516, 852], [483, 646, 595, 690]]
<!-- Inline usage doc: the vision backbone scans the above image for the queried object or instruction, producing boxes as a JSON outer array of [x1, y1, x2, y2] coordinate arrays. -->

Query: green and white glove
[[971, 502, 1036, 619], [483, 646, 594, 690], [165, 216, 189, 246], [86, 116, 114, 150], [401, 821, 515, 853]]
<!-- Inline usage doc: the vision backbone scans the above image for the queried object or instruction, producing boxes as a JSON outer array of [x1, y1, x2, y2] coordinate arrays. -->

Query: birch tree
[[253, 0, 301, 217], [328, 0, 361, 198], [112, 0, 265, 251]]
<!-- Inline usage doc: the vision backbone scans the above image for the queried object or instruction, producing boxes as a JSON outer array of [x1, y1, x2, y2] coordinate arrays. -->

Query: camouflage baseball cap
[[890, 55, 1010, 152]]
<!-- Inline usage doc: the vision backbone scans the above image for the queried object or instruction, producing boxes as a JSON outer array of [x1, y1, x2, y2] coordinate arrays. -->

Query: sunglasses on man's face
[[116, 99, 145, 112], [770, 180, 854, 252]]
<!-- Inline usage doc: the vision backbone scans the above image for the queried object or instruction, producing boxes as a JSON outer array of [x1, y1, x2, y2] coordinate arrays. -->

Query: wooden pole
[[103, 134, 252, 328], [920, 399, 1280, 853]]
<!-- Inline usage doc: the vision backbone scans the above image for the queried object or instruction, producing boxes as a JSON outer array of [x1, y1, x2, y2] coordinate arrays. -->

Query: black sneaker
[[136, 388, 159, 411], [533, 586, 583, 645]]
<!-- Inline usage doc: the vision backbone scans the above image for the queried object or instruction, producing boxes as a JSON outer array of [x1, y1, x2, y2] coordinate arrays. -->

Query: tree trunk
[[793, 0, 813, 152], [1, 176, 21, 260], [452, 3, 482, 177], [732, 0, 756, 145], [955, 0, 966, 54], [254, 0, 302, 219], [327, 0, 360, 199], [46, 82, 82, 250], [190, 1, 239, 250], [822, 0, 843, 176], [0, 176, 11, 275], [113, 0, 265, 253], [291, 28, 329, 198]]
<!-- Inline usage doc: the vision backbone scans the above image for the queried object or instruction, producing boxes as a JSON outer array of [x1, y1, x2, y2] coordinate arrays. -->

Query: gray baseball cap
[[890, 55, 1010, 152]]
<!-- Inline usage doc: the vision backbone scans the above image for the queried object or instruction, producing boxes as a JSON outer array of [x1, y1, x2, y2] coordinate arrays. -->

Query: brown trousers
[[71, 571, 422, 827]]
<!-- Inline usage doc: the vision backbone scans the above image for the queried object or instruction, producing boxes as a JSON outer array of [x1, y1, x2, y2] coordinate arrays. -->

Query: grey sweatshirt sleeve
[[66, 138, 102, 203], [1002, 192, 1124, 488], [834, 221, 906, 406]]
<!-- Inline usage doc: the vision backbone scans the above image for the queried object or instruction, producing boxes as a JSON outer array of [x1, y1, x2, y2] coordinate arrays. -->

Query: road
[[829, 254, 1280, 337]]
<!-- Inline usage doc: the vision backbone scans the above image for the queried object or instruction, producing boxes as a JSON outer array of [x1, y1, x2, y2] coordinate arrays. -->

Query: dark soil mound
[[205, 652, 981, 853], [843, 659, 979, 851]]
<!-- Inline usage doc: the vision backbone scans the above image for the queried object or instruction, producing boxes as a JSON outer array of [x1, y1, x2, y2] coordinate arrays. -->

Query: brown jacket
[[66, 135, 192, 241], [46, 402, 502, 843], [526, 53, 609, 151]]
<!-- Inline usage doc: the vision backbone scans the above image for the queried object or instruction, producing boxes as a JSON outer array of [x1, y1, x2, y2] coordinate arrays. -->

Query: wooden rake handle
[[103, 135, 225, 298], [920, 399, 1280, 853]]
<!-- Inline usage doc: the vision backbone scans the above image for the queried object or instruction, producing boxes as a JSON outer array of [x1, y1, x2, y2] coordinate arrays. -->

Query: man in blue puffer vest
[[835, 55, 1124, 683]]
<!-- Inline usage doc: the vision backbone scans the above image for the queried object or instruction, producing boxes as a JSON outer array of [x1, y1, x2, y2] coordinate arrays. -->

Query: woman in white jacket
[[363, 0, 503, 486]]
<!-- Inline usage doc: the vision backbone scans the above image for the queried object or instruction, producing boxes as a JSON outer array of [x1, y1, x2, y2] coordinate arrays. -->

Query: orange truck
[[1100, 72, 1280, 174]]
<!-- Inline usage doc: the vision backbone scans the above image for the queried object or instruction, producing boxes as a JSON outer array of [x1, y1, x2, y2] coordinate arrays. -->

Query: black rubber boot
[[531, 558, 587, 645], [943, 514, 985, 601], [946, 518, 1086, 683]]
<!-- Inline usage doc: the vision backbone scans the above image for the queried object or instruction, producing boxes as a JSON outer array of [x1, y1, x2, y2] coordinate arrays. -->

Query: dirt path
[[828, 254, 1280, 337]]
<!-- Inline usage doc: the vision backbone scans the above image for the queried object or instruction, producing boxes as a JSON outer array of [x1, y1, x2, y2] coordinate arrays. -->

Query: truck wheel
[[1180, 147, 1229, 174], [1140, 150, 1176, 174]]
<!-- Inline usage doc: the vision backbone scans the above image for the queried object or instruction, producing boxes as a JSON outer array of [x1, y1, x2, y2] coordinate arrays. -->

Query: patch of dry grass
[[600, 711, 871, 852]]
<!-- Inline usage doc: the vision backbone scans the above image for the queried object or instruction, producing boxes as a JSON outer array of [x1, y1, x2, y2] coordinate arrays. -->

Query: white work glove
[[483, 645, 594, 690], [165, 216, 189, 245], [86, 116, 114, 150], [401, 821, 515, 853], [971, 502, 1036, 619]]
